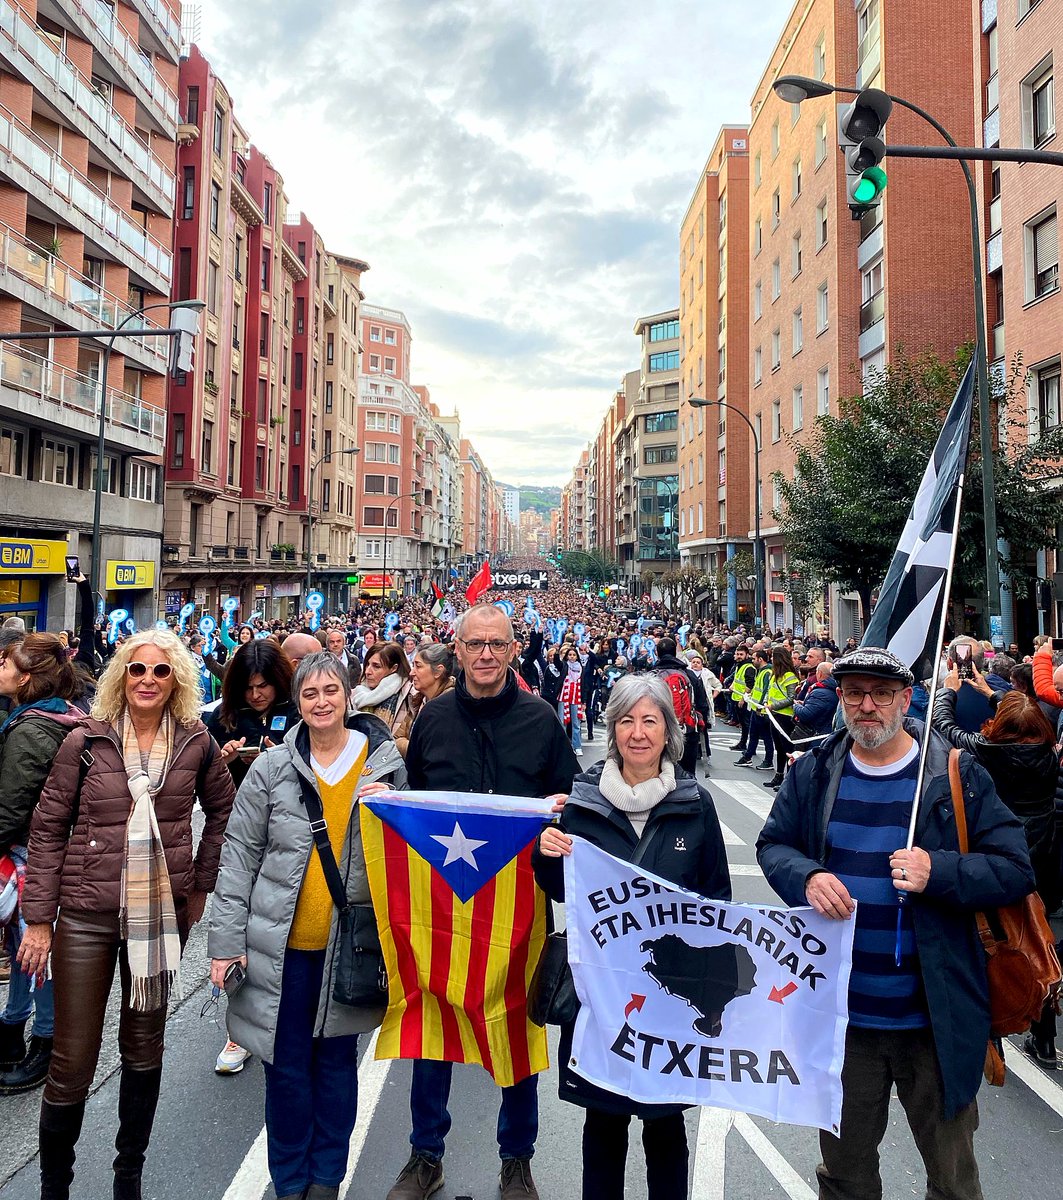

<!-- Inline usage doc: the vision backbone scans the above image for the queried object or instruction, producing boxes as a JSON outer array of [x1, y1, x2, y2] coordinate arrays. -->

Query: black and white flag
[[861, 362, 975, 673]]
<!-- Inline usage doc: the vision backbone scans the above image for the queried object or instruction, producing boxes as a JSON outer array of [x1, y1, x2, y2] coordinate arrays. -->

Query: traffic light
[[837, 88, 892, 217]]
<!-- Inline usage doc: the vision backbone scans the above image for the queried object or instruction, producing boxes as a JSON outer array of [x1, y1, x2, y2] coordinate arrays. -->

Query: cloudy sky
[[195, 0, 794, 485]]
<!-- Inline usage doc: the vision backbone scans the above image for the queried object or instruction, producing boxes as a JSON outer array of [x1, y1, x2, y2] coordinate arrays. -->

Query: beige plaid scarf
[[119, 709, 181, 1012]]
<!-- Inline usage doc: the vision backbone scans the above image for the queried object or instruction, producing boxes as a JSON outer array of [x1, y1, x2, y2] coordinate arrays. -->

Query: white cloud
[[195, 0, 793, 484]]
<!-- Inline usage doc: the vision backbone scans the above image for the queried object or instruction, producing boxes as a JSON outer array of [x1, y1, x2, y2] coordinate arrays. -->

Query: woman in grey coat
[[209, 651, 405, 1200]]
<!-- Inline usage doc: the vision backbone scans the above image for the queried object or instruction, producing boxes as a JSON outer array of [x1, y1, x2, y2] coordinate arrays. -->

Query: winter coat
[[0, 701, 83, 851], [22, 717, 236, 924], [405, 671, 578, 797], [932, 687, 1058, 904], [533, 760, 732, 1117], [392, 676, 456, 758], [206, 698, 300, 789], [541, 660, 565, 706], [519, 628, 546, 693], [756, 719, 1035, 1119], [207, 714, 406, 1062], [792, 675, 838, 735]]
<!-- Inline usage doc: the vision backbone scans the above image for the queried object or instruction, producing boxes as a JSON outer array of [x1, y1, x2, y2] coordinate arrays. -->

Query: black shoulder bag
[[294, 769, 388, 1008], [528, 821, 663, 1028]]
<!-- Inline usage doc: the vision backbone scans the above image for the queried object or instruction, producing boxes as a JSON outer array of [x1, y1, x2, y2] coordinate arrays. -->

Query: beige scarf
[[119, 710, 182, 1012], [598, 758, 676, 838]]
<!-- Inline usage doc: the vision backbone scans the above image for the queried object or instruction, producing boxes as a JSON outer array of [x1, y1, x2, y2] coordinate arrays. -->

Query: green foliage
[[713, 549, 755, 599], [509, 485, 561, 515], [558, 548, 619, 584]]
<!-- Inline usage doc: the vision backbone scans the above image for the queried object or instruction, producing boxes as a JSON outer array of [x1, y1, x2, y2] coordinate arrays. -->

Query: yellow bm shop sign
[[0, 540, 67, 574]]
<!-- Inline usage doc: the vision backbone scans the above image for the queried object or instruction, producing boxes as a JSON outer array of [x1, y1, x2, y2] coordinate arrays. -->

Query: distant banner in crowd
[[361, 791, 554, 1087], [490, 570, 550, 590], [564, 838, 855, 1132]]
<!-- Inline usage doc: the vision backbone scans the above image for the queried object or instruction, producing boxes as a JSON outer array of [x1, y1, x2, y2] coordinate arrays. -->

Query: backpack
[[659, 669, 697, 730]]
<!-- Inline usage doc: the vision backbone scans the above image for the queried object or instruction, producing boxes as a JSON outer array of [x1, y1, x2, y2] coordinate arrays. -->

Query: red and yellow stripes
[[361, 806, 549, 1087]]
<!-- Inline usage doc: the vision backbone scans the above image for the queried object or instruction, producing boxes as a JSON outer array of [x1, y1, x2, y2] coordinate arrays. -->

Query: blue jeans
[[410, 1059, 538, 1162], [262, 950, 360, 1196], [558, 702, 582, 752], [3, 924, 54, 1037]]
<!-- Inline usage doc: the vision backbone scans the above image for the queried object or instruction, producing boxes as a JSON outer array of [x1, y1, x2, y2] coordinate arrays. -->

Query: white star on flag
[[431, 821, 488, 869]]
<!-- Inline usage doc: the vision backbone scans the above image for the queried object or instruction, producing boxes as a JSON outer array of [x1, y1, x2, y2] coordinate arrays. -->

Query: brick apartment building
[[0, 0, 180, 629]]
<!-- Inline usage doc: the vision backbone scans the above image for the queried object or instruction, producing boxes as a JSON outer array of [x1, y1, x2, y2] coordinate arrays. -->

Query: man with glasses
[[757, 647, 1033, 1200], [387, 604, 578, 1200]]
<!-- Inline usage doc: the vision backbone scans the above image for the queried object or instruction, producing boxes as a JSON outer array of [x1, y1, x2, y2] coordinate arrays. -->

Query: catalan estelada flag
[[361, 791, 554, 1087]]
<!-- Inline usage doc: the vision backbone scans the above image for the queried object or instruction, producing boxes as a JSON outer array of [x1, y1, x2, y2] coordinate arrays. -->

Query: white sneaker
[[574, 748, 583, 756], [215, 1040, 251, 1074]]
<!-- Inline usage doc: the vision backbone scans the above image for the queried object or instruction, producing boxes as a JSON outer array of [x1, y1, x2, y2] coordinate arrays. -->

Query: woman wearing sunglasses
[[17, 629, 235, 1200]]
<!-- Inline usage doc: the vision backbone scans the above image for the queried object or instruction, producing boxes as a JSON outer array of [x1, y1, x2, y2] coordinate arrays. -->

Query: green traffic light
[[853, 166, 887, 204]]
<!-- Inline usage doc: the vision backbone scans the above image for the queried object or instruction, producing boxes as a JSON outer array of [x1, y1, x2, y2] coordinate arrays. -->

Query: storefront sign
[[0, 539, 67, 574], [105, 560, 156, 590], [165, 591, 184, 614], [361, 573, 394, 590]]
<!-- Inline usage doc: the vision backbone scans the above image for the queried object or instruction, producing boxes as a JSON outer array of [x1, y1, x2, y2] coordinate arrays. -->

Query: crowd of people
[[0, 557, 1057, 1199]]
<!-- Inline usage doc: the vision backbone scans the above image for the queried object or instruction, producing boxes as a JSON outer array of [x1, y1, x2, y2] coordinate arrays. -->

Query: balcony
[[126, 0, 181, 64], [0, 104, 172, 291], [0, 0, 174, 212], [859, 291, 884, 334], [0, 340, 165, 453], [986, 230, 1002, 274], [58, 0, 178, 135], [856, 16, 880, 87], [992, 322, 1005, 363], [0, 223, 168, 371]]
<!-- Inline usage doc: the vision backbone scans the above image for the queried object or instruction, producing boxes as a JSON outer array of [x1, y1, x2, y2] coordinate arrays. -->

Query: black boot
[[0, 1017, 27, 1070], [113, 1066, 163, 1200], [39, 1098, 86, 1200], [0, 1035, 51, 1092]]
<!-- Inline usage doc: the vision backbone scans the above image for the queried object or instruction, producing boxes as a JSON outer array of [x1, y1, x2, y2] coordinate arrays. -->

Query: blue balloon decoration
[[106, 608, 128, 645], [154, 619, 169, 631], [178, 601, 196, 634]]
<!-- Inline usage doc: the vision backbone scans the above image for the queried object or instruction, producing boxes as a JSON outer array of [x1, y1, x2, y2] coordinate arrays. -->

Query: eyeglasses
[[459, 638, 512, 657], [125, 661, 173, 680], [839, 686, 905, 707]]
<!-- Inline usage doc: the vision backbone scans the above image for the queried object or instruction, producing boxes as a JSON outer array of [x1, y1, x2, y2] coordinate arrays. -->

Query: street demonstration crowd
[[0, 557, 1058, 1200]]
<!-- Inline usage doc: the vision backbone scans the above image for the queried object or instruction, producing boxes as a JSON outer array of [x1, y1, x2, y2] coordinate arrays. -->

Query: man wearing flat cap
[[757, 647, 1034, 1200]]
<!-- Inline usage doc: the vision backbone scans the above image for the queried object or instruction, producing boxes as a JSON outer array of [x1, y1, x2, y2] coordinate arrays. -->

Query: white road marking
[[1004, 1039, 1063, 1118], [728, 863, 765, 877], [719, 820, 745, 846], [692, 1106, 734, 1200], [221, 1030, 391, 1200], [734, 1113, 817, 1199], [713, 779, 775, 822]]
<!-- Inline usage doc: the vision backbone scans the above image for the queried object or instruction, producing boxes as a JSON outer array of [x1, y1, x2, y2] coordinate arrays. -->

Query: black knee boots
[[113, 1066, 163, 1200], [39, 1098, 86, 1200]]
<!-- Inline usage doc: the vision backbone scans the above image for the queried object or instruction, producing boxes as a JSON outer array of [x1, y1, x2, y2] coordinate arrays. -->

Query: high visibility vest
[[766, 670, 800, 715], [730, 661, 756, 702]]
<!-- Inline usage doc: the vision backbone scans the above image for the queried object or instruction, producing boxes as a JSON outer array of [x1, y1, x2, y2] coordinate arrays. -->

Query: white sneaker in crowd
[[574, 748, 583, 756], [215, 1040, 252, 1074]]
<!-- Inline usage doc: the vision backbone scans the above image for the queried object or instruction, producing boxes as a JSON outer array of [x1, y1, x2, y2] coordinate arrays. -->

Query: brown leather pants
[[44, 906, 187, 1106]]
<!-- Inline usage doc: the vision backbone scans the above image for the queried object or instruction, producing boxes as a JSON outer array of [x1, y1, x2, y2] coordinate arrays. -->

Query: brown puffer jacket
[[21, 717, 235, 925]]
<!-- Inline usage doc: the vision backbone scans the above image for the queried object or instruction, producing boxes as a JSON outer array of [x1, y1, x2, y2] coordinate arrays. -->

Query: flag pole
[[905, 471, 966, 851]]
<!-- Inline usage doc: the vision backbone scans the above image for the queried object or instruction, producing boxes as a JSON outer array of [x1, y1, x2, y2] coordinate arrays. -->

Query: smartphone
[[236, 745, 260, 760], [223, 962, 246, 997], [953, 642, 973, 679], [64, 555, 79, 583]]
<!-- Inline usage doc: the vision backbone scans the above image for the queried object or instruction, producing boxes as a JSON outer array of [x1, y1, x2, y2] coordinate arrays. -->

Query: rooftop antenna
[[180, 5, 201, 57]]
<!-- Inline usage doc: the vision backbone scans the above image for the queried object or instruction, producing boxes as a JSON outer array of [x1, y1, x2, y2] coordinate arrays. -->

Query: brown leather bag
[[947, 749, 1063, 1083]]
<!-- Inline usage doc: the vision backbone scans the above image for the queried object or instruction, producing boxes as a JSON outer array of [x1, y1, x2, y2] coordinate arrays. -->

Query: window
[[792, 307, 803, 354], [369, 354, 380, 371], [369, 326, 381, 341], [89, 451, 117, 495], [645, 411, 678, 433], [234, 233, 242, 280], [791, 231, 802, 277], [649, 319, 680, 341], [387, 444, 400, 464], [261, 250, 270, 292], [771, 398, 782, 442], [753, 217, 762, 256], [327, 334, 335, 365], [771, 120, 779, 159], [171, 412, 185, 469], [792, 157, 802, 200], [388, 413, 401, 433], [182, 166, 195, 219], [209, 181, 220, 234], [0, 425, 24, 477], [324, 381, 333, 413], [364, 442, 386, 462], [1025, 60, 1055, 148], [384, 329, 396, 345], [213, 106, 224, 156], [771, 329, 781, 371], [365, 410, 387, 431], [771, 188, 780, 229], [817, 282, 829, 333], [1037, 363, 1061, 433], [815, 118, 828, 167], [817, 366, 831, 416], [648, 351, 679, 372], [1028, 209, 1059, 299], [862, 259, 884, 302], [816, 201, 828, 248], [259, 312, 270, 358], [792, 385, 804, 431], [262, 182, 272, 223], [364, 538, 382, 558], [206, 260, 218, 315], [40, 437, 75, 486], [186, 85, 199, 126], [129, 460, 156, 502], [753, 280, 763, 321], [228, 440, 236, 486], [386, 476, 399, 495], [201, 419, 213, 473], [383, 356, 395, 374], [791, 101, 801, 128], [753, 153, 762, 189], [322, 479, 331, 512], [753, 346, 763, 386], [644, 446, 678, 464], [813, 34, 826, 81], [363, 474, 387, 494], [257, 379, 267, 423], [771, 258, 781, 300]]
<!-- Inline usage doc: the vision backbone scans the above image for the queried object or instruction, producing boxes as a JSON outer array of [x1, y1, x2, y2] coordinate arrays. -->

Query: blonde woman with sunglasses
[[18, 629, 235, 1200]]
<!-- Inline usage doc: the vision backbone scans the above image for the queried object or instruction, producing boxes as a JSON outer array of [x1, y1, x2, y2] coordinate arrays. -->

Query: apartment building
[[749, 0, 976, 638], [677, 126, 754, 622], [0, 0, 180, 628]]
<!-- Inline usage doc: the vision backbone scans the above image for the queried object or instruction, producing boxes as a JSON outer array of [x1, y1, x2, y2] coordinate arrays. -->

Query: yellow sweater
[[288, 742, 368, 951]]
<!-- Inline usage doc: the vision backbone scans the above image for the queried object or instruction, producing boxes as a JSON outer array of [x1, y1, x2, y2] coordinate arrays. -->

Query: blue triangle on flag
[[366, 800, 546, 902]]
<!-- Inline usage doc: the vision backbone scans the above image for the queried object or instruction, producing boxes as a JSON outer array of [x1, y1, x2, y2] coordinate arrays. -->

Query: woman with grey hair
[[209, 650, 405, 1200], [532, 673, 731, 1200]]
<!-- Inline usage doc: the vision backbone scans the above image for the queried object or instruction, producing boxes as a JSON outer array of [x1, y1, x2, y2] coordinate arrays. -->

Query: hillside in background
[[506, 485, 561, 515]]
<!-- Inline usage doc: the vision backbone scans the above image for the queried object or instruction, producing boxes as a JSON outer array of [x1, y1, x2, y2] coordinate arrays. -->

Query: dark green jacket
[[0, 705, 83, 850]]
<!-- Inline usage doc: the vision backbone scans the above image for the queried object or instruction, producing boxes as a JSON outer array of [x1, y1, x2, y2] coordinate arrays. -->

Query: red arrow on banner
[[624, 994, 646, 1019], [768, 982, 799, 1004]]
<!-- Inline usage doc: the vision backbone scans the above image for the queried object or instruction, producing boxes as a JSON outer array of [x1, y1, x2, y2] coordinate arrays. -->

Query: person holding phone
[[945, 636, 993, 733]]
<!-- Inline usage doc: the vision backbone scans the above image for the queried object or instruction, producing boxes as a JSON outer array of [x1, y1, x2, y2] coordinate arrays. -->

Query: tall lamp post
[[688, 396, 763, 627], [306, 446, 360, 597], [381, 490, 422, 602], [772, 73, 999, 628]]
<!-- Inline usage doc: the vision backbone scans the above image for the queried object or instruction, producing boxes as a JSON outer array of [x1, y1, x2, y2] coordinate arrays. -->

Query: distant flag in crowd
[[861, 362, 975, 674], [361, 791, 554, 1087], [465, 560, 493, 604], [431, 581, 445, 601]]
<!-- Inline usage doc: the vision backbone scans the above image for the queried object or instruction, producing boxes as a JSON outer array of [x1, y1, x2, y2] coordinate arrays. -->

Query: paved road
[[2, 727, 1061, 1199]]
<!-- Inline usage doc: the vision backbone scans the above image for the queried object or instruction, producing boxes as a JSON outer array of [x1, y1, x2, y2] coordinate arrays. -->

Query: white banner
[[564, 838, 855, 1133]]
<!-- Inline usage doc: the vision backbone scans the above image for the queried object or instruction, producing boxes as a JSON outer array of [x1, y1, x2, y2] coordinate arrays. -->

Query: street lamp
[[381, 490, 422, 602], [688, 396, 764, 627], [306, 446, 361, 597], [772, 73, 999, 628]]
